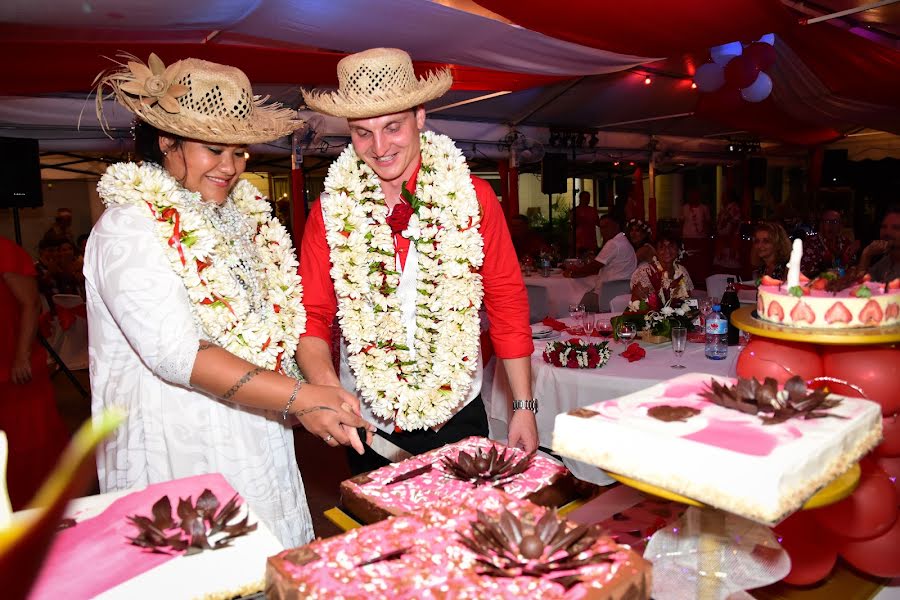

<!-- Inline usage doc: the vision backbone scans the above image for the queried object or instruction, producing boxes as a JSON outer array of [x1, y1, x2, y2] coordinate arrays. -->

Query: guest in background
[[0, 236, 69, 510], [573, 191, 601, 255], [42, 207, 75, 245], [680, 189, 712, 286], [509, 214, 550, 262], [801, 208, 860, 275], [625, 218, 655, 264], [751, 221, 791, 281], [858, 206, 900, 282], [564, 212, 637, 282], [630, 231, 693, 307], [76, 233, 90, 260], [34, 237, 61, 308], [713, 196, 742, 271], [55, 239, 84, 298]]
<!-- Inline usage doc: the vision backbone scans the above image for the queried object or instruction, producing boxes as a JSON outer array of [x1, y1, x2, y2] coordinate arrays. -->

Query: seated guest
[[857, 205, 900, 282], [625, 218, 655, 264], [564, 213, 637, 282], [801, 208, 860, 275], [751, 222, 791, 281], [630, 231, 693, 307]]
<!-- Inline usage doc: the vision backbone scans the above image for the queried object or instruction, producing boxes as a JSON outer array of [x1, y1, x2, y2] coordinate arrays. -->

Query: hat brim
[[121, 95, 304, 144], [302, 70, 452, 119]]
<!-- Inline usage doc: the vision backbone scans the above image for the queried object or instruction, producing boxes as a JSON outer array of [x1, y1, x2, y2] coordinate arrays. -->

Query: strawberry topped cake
[[756, 273, 900, 329]]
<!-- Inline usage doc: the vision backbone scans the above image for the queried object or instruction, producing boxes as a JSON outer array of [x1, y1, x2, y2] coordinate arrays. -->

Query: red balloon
[[876, 413, 900, 458], [736, 338, 823, 385], [745, 41, 776, 71], [876, 455, 900, 497], [840, 516, 900, 578], [724, 54, 760, 89], [774, 512, 838, 585], [811, 467, 898, 540], [822, 344, 900, 416]]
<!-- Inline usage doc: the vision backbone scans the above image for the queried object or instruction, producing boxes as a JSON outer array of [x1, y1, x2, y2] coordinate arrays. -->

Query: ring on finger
[[323, 434, 334, 443]]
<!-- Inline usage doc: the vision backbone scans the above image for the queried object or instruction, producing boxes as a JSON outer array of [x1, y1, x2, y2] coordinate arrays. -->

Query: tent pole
[[290, 131, 307, 246], [649, 156, 657, 235]]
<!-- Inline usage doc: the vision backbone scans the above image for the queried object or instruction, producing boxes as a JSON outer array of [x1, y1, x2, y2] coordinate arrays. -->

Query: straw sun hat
[[302, 48, 452, 119], [94, 53, 303, 144]]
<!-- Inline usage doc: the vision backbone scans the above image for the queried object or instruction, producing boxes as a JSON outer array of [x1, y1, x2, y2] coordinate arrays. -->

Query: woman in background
[[625, 218, 655, 264], [751, 221, 791, 280]]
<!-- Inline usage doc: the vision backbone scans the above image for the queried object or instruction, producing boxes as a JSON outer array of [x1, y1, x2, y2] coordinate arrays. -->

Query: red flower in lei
[[386, 202, 415, 235]]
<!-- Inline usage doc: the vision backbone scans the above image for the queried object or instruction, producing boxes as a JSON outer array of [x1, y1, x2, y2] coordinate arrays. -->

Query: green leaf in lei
[[400, 185, 423, 213]]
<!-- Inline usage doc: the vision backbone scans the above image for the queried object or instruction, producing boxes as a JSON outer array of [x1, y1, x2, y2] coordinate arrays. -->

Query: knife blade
[[357, 427, 414, 462]]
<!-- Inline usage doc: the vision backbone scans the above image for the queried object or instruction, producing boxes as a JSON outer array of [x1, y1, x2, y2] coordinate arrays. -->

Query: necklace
[[321, 132, 484, 431], [97, 162, 305, 375]]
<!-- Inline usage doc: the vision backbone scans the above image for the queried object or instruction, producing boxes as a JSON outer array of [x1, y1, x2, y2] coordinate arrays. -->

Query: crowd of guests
[[34, 208, 89, 307]]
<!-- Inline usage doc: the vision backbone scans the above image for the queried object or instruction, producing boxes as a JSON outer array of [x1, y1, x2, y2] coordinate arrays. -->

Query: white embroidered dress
[[85, 203, 313, 548]]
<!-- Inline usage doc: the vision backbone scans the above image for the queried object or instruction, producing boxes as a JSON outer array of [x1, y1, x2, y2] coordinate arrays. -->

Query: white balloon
[[711, 41, 743, 65], [740, 72, 773, 103], [694, 62, 725, 92]]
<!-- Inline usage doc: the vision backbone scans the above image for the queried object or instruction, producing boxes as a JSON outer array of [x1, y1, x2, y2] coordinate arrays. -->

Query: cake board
[[731, 307, 900, 346]]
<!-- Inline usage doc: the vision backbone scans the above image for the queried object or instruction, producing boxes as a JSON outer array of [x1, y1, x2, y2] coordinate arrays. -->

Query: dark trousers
[[346, 395, 489, 475]]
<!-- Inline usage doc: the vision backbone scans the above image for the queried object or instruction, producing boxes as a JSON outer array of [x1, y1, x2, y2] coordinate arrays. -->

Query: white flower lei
[[97, 162, 305, 375], [321, 132, 485, 431]]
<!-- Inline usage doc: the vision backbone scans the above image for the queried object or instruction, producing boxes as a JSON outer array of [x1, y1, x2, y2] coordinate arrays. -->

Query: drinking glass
[[582, 312, 596, 337], [671, 326, 687, 369], [568, 303, 586, 334], [596, 317, 613, 339], [616, 321, 637, 343]]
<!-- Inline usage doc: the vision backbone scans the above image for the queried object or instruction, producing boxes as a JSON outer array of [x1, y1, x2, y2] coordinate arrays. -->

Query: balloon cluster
[[736, 340, 900, 583], [694, 33, 776, 103]]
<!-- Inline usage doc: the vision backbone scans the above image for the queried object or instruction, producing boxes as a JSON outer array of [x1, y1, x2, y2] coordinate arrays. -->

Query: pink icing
[[684, 418, 779, 456], [661, 381, 709, 398], [29, 474, 240, 600], [275, 488, 642, 599], [344, 437, 567, 516]]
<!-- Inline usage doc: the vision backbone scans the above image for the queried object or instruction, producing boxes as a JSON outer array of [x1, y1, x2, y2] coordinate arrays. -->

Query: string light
[[691, 82, 698, 89], [644, 76, 652, 85]]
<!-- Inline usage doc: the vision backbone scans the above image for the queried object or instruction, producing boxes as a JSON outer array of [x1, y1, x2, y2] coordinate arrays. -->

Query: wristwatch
[[512, 398, 539, 414]]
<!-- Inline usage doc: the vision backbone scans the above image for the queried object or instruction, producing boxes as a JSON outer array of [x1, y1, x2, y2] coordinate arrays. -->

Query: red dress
[[0, 237, 69, 510]]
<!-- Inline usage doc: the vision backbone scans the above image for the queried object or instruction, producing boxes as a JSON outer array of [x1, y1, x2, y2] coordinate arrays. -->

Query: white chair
[[595, 279, 632, 313], [705, 273, 736, 303], [608, 294, 632, 314], [526, 285, 550, 324], [50, 294, 89, 370]]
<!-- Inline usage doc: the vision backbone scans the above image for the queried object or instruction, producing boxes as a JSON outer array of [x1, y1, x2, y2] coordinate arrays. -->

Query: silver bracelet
[[281, 379, 303, 421]]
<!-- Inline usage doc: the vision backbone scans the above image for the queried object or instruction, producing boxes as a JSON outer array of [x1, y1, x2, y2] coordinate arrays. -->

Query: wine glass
[[671, 326, 687, 369], [616, 321, 637, 344], [582, 312, 596, 338], [568, 303, 585, 334], [596, 317, 613, 339]]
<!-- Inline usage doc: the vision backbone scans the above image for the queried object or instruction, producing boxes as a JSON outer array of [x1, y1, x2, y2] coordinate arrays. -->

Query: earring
[[163, 151, 168, 157]]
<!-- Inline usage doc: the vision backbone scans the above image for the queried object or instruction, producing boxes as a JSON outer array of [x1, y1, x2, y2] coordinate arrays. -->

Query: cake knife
[[356, 427, 414, 462]]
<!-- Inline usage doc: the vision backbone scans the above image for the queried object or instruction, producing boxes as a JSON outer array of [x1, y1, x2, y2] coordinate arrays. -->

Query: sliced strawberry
[[862, 273, 872, 282], [799, 273, 810, 283], [886, 303, 899, 320], [761, 275, 783, 287], [888, 278, 900, 290], [811, 278, 828, 291], [790, 301, 816, 324], [757, 294, 764, 315], [767, 300, 785, 322], [858, 299, 884, 326], [824, 302, 852, 324]]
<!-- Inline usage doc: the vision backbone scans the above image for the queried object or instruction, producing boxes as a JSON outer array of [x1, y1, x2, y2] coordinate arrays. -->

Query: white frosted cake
[[757, 276, 900, 328], [29, 473, 283, 600], [552, 372, 882, 524]]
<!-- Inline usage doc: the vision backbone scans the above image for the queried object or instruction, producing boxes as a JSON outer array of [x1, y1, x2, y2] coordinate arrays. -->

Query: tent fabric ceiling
[[0, 0, 898, 157]]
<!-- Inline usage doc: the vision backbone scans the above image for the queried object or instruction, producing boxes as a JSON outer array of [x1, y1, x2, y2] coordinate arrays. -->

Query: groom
[[296, 48, 538, 473]]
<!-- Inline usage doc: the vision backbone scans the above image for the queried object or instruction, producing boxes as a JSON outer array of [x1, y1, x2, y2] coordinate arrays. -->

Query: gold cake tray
[[731, 306, 900, 345]]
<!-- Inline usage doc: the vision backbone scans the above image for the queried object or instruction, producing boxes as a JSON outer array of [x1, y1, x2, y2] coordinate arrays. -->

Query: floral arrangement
[[320, 131, 484, 431], [542, 338, 611, 369], [612, 298, 697, 340]]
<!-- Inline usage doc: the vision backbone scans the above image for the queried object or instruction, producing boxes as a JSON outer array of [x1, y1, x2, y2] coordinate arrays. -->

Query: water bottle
[[720, 278, 741, 346], [541, 256, 551, 277], [705, 304, 728, 360]]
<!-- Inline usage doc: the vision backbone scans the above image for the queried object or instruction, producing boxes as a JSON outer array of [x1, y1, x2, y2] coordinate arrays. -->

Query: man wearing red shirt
[[298, 48, 538, 473]]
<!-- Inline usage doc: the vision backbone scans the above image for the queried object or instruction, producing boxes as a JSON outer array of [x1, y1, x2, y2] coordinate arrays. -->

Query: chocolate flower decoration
[[127, 489, 256, 555], [118, 53, 189, 113], [701, 376, 844, 425], [442, 445, 534, 487], [458, 508, 613, 589]]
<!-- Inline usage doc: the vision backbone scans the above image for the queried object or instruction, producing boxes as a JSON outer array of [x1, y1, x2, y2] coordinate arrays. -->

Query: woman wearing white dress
[[86, 53, 372, 547]]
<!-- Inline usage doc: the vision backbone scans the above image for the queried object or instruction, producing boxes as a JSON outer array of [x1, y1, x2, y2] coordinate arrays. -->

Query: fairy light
[[644, 76, 652, 85]]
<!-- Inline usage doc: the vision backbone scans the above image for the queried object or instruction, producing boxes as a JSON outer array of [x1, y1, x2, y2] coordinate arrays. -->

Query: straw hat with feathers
[[302, 48, 452, 119], [94, 53, 303, 145]]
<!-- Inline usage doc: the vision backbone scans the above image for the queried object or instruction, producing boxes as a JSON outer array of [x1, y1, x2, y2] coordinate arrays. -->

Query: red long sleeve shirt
[[299, 172, 533, 359]]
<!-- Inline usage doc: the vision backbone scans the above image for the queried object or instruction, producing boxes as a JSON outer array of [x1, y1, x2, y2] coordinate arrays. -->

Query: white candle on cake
[[786, 238, 803, 288]]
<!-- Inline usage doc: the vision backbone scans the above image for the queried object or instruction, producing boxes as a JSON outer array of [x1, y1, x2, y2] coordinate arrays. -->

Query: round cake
[[757, 276, 900, 329]]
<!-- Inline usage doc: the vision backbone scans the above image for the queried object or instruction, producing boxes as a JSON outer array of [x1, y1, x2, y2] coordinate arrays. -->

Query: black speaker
[[541, 154, 567, 195], [822, 149, 849, 187], [748, 157, 767, 188], [0, 137, 43, 208]]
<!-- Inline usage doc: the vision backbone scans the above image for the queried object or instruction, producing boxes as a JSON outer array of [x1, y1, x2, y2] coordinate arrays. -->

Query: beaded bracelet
[[281, 379, 303, 421]]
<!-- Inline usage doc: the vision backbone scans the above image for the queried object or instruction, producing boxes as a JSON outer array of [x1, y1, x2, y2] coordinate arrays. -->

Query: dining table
[[522, 271, 595, 319], [483, 314, 739, 485]]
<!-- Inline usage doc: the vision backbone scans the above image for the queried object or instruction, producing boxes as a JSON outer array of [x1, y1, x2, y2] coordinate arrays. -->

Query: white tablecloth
[[484, 316, 739, 484], [523, 273, 595, 319]]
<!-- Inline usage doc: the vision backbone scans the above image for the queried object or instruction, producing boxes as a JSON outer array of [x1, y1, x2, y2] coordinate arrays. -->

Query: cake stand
[[606, 465, 861, 600], [731, 306, 900, 345]]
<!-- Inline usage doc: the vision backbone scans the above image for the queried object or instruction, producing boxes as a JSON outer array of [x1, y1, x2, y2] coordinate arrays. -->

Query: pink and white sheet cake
[[757, 280, 900, 328], [552, 372, 882, 524], [341, 436, 577, 524], [29, 473, 283, 600], [267, 487, 651, 600]]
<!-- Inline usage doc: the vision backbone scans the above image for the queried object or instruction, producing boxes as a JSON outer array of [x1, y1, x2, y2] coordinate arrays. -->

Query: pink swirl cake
[[267, 488, 651, 600], [341, 436, 577, 524], [552, 373, 882, 525], [757, 280, 900, 328]]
